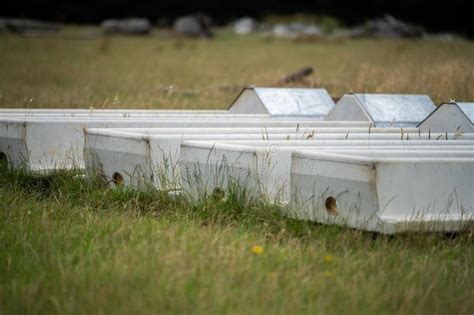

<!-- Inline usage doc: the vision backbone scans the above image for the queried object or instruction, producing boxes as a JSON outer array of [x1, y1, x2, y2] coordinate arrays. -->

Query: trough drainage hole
[[212, 187, 225, 200], [325, 197, 338, 215], [0, 152, 6, 161], [112, 172, 124, 187]]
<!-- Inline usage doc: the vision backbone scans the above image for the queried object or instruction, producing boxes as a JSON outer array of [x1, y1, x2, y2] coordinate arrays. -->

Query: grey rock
[[233, 17, 258, 35], [101, 18, 151, 35], [0, 17, 60, 33], [174, 15, 213, 38], [273, 22, 322, 38], [350, 15, 424, 39]]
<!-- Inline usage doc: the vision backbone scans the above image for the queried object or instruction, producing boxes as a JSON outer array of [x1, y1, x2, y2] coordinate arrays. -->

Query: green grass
[[1, 30, 474, 314], [0, 163, 473, 315]]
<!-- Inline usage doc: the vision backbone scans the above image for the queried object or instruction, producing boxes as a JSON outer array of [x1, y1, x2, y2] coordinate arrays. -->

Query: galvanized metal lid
[[354, 94, 436, 127], [457, 102, 474, 124], [229, 87, 335, 117]]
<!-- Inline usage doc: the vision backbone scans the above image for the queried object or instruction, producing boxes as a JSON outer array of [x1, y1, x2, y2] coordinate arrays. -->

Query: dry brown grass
[[0, 31, 473, 109]]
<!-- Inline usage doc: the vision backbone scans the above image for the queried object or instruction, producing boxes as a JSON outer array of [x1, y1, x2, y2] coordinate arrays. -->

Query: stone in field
[[233, 17, 258, 34], [173, 14, 213, 38], [101, 18, 151, 35], [350, 15, 424, 38]]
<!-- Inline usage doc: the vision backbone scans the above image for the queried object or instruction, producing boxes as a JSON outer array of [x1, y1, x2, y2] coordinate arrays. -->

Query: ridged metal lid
[[354, 94, 435, 127], [253, 88, 335, 116], [457, 102, 474, 124]]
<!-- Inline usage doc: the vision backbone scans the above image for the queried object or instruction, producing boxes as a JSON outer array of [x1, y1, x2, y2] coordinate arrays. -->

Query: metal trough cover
[[228, 87, 335, 117], [327, 93, 436, 127], [354, 94, 435, 127], [457, 102, 474, 124], [418, 102, 474, 133]]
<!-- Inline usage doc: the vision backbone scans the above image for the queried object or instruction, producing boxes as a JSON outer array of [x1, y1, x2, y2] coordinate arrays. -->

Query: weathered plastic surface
[[98, 126, 419, 136], [0, 112, 273, 118], [179, 140, 474, 205], [0, 116, 371, 125], [84, 127, 473, 189], [326, 94, 436, 127], [188, 138, 474, 148], [0, 108, 224, 112], [418, 102, 474, 133], [228, 87, 335, 118], [88, 128, 467, 140], [290, 151, 474, 233], [85, 127, 405, 188], [0, 109, 228, 117], [0, 113, 273, 120], [0, 120, 162, 170], [0, 117, 371, 170]]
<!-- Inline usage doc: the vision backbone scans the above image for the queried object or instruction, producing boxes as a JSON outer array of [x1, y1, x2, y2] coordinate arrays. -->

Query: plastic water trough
[[290, 150, 473, 234], [84, 127, 471, 189], [0, 117, 370, 170], [178, 140, 474, 206], [86, 126, 413, 188]]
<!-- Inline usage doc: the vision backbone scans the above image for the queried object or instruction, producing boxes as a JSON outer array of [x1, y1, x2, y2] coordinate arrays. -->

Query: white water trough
[[84, 126, 471, 190], [228, 87, 335, 118], [0, 116, 371, 170], [0, 112, 274, 119], [85, 126, 393, 187], [97, 126, 419, 135], [188, 138, 474, 149], [0, 109, 228, 116], [85, 130, 323, 189], [179, 140, 474, 205], [326, 93, 436, 127], [418, 102, 474, 133], [290, 151, 473, 234], [1, 86, 336, 119]]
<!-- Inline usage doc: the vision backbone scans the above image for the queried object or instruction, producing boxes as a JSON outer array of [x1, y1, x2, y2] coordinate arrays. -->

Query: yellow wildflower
[[324, 254, 334, 263], [251, 245, 264, 255]]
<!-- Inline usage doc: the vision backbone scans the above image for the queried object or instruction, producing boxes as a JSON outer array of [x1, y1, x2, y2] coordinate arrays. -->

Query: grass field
[[1, 30, 474, 108], [0, 30, 473, 315]]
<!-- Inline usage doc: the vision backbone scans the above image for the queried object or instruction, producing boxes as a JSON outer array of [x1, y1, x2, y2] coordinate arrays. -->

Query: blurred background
[[1, 0, 473, 109], [3, 0, 473, 36]]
